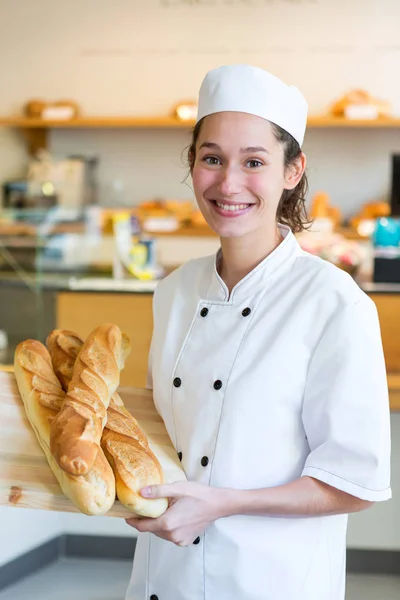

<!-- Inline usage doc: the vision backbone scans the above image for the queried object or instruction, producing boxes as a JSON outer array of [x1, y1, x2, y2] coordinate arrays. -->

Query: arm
[[223, 476, 372, 519], [125, 476, 371, 547]]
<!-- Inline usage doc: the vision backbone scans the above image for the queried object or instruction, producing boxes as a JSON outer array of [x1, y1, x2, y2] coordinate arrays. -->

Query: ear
[[283, 152, 306, 190]]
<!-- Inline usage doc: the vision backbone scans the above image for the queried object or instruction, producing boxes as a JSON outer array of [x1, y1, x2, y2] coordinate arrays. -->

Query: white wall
[[0, 508, 61, 568], [0, 508, 137, 567], [59, 512, 135, 538], [347, 413, 400, 550], [1, 0, 399, 116]]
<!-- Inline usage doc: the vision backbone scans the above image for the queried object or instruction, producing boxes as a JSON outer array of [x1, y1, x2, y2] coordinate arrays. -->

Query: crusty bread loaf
[[46, 329, 83, 392], [14, 340, 116, 516], [47, 328, 168, 518], [49, 324, 131, 476], [101, 400, 168, 518]]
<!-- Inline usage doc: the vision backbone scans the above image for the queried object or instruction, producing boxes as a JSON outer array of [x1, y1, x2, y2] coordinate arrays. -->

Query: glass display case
[[0, 206, 97, 364]]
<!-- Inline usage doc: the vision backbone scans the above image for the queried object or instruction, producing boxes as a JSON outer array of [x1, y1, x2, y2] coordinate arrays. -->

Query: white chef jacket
[[126, 224, 391, 600]]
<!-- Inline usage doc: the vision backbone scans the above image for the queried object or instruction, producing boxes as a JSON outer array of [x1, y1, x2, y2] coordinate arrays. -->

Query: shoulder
[[153, 254, 214, 301], [292, 248, 375, 314]]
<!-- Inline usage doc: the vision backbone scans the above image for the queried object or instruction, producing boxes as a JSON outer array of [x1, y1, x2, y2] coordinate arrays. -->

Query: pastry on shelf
[[349, 201, 390, 236], [190, 209, 208, 227], [330, 89, 391, 119], [164, 200, 194, 223], [23, 99, 80, 120], [137, 198, 196, 229], [172, 101, 198, 122], [136, 199, 179, 233], [137, 199, 170, 219], [309, 191, 342, 227], [24, 100, 47, 119]]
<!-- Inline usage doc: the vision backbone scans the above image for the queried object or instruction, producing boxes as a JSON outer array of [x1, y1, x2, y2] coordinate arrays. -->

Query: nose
[[217, 165, 242, 196]]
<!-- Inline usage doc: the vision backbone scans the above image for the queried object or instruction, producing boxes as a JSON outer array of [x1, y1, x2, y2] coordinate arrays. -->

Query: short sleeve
[[301, 296, 392, 502]]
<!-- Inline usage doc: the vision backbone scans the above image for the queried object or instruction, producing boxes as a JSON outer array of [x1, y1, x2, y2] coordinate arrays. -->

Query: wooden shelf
[[308, 116, 400, 128], [1, 114, 399, 155], [1, 115, 400, 129], [0, 116, 191, 129]]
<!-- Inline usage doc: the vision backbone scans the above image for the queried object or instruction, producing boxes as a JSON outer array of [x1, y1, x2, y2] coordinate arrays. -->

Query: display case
[[0, 206, 97, 364]]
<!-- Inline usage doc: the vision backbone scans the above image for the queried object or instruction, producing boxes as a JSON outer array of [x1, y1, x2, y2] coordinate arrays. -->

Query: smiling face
[[191, 111, 303, 241]]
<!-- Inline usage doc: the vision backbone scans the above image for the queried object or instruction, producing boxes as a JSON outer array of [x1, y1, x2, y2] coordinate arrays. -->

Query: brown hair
[[186, 118, 311, 233]]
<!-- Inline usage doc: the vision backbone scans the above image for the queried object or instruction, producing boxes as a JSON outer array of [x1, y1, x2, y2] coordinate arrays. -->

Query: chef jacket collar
[[207, 224, 301, 303]]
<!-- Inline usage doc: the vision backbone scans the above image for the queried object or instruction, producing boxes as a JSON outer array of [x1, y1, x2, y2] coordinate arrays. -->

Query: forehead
[[197, 111, 276, 148]]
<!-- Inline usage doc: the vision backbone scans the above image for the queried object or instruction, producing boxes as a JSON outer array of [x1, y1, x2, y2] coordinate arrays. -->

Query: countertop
[[0, 271, 400, 295], [0, 272, 159, 293]]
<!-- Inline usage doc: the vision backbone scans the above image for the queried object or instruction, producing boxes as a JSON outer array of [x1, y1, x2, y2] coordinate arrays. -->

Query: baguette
[[47, 329, 168, 518], [46, 329, 83, 392], [49, 324, 131, 476], [13, 340, 116, 516], [101, 407, 168, 517]]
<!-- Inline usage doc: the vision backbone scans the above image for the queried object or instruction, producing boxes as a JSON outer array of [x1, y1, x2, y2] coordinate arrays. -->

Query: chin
[[207, 221, 250, 239]]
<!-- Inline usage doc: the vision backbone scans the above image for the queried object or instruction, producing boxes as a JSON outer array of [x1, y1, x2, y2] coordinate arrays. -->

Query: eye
[[246, 159, 263, 168], [202, 156, 221, 166]]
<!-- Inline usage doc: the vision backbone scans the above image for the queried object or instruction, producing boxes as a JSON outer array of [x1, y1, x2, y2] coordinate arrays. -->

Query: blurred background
[[0, 0, 399, 598]]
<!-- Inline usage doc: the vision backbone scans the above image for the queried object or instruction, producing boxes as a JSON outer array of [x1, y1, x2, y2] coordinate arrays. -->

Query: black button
[[193, 536, 201, 545], [242, 307, 251, 317], [178, 452, 183, 461], [150, 596, 159, 600], [173, 377, 181, 388], [201, 456, 209, 467], [213, 380, 222, 390], [200, 307, 209, 317]]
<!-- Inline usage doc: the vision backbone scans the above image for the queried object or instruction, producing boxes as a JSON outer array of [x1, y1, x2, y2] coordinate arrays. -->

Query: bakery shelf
[[1, 114, 399, 154], [1, 115, 400, 128], [309, 116, 400, 128], [0, 116, 192, 128]]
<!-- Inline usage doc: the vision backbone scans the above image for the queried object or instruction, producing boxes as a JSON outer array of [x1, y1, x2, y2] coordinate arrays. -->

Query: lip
[[208, 198, 254, 218]]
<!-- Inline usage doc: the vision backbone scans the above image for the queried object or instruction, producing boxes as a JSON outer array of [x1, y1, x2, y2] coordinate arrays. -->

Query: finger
[[140, 482, 186, 499], [125, 517, 163, 533]]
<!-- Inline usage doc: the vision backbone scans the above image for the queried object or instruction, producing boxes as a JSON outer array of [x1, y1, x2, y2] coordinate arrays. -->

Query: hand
[[125, 481, 233, 547]]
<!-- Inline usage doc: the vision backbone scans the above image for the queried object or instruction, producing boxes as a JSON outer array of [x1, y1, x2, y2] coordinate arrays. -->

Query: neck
[[218, 224, 283, 293]]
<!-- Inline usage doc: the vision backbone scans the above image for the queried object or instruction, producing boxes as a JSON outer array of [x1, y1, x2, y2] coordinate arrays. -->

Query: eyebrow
[[199, 142, 269, 154]]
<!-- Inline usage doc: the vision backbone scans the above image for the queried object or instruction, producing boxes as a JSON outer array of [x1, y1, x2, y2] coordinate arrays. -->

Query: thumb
[[140, 482, 184, 499]]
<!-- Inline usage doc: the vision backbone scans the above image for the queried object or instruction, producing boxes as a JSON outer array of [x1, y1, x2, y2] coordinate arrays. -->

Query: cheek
[[247, 173, 271, 198], [192, 165, 216, 196], [248, 172, 284, 203]]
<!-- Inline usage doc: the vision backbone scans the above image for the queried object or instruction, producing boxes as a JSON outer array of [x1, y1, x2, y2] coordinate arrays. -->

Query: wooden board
[[0, 371, 186, 518]]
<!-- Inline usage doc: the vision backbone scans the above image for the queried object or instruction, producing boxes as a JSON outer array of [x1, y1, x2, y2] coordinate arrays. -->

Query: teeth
[[215, 201, 250, 211]]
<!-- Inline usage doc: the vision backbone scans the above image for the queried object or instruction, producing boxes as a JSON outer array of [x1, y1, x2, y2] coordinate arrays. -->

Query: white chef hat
[[196, 64, 308, 147]]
